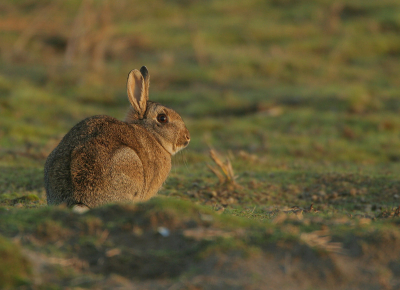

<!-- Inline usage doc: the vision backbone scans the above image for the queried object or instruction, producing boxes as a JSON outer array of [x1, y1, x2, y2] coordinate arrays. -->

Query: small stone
[[311, 195, 318, 201], [211, 191, 218, 197], [249, 180, 258, 189], [227, 197, 236, 204], [132, 226, 143, 236], [157, 227, 170, 237], [331, 192, 339, 199], [106, 248, 121, 257]]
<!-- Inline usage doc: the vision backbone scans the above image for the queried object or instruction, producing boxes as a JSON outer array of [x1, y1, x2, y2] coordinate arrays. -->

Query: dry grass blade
[[394, 206, 400, 217], [300, 230, 343, 254], [225, 159, 236, 183], [210, 150, 229, 178], [208, 149, 241, 188], [13, 2, 59, 56], [206, 164, 225, 184], [183, 228, 233, 241]]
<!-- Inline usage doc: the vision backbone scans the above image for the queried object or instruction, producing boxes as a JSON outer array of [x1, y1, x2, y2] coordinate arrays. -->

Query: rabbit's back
[[45, 115, 171, 207]]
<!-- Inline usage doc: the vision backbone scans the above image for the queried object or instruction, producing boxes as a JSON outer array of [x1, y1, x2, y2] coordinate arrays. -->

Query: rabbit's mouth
[[174, 141, 190, 154], [157, 139, 189, 156], [156, 128, 190, 155], [172, 129, 190, 155]]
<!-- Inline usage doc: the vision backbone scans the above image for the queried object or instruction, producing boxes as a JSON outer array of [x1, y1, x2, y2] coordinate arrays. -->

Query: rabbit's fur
[[44, 66, 190, 208]]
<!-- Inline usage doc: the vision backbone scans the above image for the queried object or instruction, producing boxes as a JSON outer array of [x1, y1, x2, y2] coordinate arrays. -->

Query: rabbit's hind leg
[[108, 147, 145, 203]]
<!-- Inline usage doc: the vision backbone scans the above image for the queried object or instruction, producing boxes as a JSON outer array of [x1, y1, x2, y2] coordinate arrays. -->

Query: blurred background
[[2, 2, 400, 287], [1, 0, 400, 169]]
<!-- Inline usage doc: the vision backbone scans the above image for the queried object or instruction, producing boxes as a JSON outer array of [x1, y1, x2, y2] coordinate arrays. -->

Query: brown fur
[[44, 67, 190, 208]]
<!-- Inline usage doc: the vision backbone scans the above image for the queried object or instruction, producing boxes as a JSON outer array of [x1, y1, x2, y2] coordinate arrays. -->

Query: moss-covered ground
[[1, 0, 400, 289]]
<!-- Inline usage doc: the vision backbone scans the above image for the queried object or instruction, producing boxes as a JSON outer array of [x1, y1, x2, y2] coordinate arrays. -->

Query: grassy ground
[[1, 0, 400, 289]]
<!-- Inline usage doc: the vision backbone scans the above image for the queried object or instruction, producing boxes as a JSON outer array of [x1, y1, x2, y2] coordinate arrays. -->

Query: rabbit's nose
[[183, 131, 190, 146], [185, 131, 190, 142]]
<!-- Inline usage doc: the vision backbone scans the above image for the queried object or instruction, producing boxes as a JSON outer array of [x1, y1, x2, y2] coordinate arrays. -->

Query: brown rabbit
[[44, 66, 190, 208]]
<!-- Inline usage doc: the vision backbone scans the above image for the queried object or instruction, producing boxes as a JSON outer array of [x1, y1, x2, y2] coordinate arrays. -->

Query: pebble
[[331, 192, 339, 199], [157, 227, 170, 237]]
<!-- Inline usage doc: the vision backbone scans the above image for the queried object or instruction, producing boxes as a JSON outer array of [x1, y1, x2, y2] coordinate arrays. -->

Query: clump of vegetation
[[0, 235, 31, 289], [207, 149, 240, 189]]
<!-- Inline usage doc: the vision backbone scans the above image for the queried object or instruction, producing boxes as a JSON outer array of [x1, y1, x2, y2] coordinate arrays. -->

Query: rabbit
[[44, 66, 190, 208]]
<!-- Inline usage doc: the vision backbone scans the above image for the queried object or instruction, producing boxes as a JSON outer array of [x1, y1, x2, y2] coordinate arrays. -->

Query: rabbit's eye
[[157, 114, 168, 123]]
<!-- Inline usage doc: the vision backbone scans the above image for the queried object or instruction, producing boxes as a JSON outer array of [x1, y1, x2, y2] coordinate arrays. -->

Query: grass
[[0, 0, 400, 288], [0, 235, 31, 289]]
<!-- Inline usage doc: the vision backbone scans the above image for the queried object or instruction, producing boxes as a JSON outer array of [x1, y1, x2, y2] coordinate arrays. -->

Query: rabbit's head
[[125, 66, 190, 155]]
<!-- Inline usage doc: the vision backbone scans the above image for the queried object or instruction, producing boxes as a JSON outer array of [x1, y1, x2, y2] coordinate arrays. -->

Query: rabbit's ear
[[127, 69, 147, 118], [140, 66, 150, 100]]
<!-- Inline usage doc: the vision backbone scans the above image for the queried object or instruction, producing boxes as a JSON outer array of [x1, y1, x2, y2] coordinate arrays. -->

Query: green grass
[[1, 0, 400, 288]]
